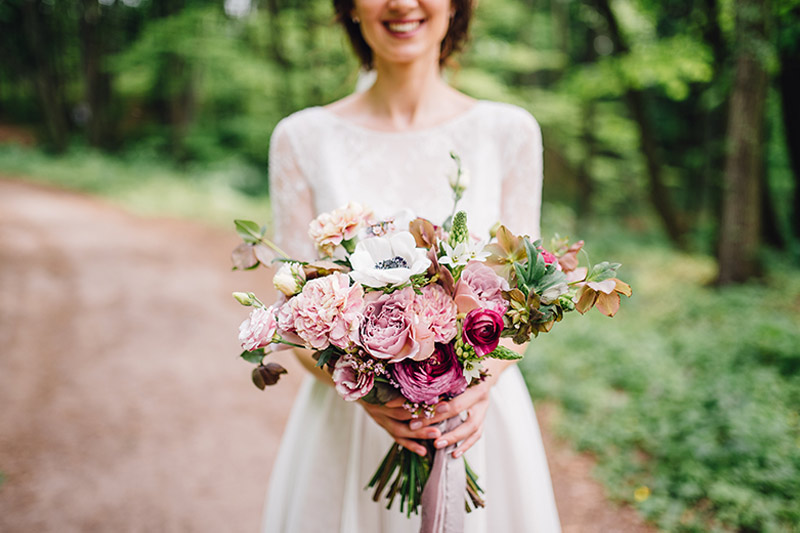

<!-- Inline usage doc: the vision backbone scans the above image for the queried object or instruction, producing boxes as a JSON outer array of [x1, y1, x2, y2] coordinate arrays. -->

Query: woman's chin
[[373, 46, 441, 69]]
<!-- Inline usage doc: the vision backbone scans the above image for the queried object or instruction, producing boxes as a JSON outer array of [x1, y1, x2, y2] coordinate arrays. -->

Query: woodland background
[[0, 0, 798, 531]]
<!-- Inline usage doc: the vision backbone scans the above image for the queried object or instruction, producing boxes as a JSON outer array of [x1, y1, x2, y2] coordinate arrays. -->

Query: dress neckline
[[314, 100, 487, 137]]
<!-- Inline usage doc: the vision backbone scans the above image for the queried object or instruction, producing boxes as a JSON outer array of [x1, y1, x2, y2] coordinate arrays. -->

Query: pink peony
[[277, 272, 363, 350], [239, 305, 278, 351], [462, 307, 504, 357], [453, 261, 510, 314], [308, 202, 374, 256], [391, 343, 468, 405], [332, 354, 375, 402], [359, 287, 435, 362], [412, 284, 457, 343]]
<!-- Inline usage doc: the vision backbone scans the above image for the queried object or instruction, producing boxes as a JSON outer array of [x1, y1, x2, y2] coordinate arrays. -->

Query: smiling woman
[[260, 1, 561, 532], [333, 0, 472, 69]]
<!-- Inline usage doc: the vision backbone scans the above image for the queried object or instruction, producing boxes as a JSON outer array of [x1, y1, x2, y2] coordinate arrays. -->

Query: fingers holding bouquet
[[360, 396, 443, 457]]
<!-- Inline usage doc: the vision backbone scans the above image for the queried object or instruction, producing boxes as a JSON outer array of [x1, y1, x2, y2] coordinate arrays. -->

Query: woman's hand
[[360, 397, 444, 457], [409, 356, 518, 458]]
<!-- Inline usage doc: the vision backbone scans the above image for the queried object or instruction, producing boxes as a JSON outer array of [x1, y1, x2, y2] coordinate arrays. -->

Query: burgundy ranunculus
[[391, 343, 468, 404], [463, 307, 504, 357]]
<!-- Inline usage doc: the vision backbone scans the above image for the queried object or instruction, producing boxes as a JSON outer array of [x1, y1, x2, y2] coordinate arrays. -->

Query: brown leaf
[[595, 291, 621, 317], [557, 240, 584, 273], [232, 243, 258, 270], [575, 286, 598, 315], [252, 362, 288, 390], [614, 278, 633, 297], [502, 288, 527, 305], [426, 248, 455, 295], [526, 291, 542, 310], [537, 320, 555, 333], [303, 260, 346, 279], [409, 218, 437, 249]]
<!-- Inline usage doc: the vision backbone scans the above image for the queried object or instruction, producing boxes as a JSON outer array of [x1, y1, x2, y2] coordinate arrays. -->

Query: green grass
[[0, 144, 271, 228], [521, 230, 800, 532]]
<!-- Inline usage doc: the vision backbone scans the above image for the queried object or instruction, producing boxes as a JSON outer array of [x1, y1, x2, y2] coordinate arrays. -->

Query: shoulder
[[271, 107, 328, 146], [474, 101, 541, 139]]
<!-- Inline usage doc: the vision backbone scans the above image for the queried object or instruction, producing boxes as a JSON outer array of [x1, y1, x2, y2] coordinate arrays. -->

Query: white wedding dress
[[263, 101, 561, 533]]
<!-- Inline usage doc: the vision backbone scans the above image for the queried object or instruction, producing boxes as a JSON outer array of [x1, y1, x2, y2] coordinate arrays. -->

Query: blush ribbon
[[419, 416, 465, 533]]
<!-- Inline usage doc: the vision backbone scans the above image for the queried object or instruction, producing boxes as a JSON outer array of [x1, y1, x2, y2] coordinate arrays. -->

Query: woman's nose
[[387, 0, 420, 10]]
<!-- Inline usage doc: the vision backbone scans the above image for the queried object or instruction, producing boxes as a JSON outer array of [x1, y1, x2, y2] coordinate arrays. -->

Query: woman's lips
[[383, 19, 424, 37]]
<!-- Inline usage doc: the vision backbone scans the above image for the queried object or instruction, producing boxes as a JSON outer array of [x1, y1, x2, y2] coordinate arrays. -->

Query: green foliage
[[240, 348, 265, 365], [521, 234, 800, 532], [487, 345, 523, 361]]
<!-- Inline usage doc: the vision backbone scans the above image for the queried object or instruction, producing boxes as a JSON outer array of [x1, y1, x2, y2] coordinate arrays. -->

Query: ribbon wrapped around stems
[[420, 416, 466, 533]]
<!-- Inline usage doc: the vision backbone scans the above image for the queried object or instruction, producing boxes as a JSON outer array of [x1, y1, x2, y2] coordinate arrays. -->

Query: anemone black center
[[374, 256, 409, 270]]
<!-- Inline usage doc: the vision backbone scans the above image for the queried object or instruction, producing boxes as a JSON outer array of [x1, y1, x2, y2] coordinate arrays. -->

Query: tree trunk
[[778, 50, 800, 241], [592, 0, 686, 248], [761, 166, 785, 248], [79, 0, 113, 148], [21, 0, 68, 151], [717, 0, 769, 285]]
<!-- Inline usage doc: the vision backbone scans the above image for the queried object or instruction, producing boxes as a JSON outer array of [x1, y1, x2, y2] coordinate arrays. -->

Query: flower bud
[[448, 167, 470, 194], [233, 292, 255, 306], [273, 262, 306, 296]]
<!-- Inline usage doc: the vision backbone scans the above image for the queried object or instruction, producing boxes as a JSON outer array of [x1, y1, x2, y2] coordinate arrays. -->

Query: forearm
[[482, 338, 526, 386]]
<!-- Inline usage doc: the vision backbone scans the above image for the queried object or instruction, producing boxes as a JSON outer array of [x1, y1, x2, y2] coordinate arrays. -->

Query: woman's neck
[[324, 51, 475, 132], [366, 55, 454, 130]]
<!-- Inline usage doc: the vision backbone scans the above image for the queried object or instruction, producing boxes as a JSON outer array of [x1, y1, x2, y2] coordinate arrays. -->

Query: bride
[[263, 0, 561, 531]]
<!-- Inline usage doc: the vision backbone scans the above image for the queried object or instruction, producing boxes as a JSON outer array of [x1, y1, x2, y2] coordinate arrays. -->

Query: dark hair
[[332, 1, 474, 69]]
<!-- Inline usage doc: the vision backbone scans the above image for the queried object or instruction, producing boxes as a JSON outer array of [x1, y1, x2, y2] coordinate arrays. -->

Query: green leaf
[[240, 348, 264, 364], [586, 261, 622, 283], [234, 219, 263, 244], [487, 345, 524, 360], [314, 345, 337, 368], [361, 381, 401, 404]]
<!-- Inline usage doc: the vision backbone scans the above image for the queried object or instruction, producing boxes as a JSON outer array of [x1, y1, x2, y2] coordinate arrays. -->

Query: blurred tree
[[717, 0, 770, 284], [591, 0, 687, 248], [79, 0, 114, 148], [775, 0, 800, 240], [17, 0, 73, 151]]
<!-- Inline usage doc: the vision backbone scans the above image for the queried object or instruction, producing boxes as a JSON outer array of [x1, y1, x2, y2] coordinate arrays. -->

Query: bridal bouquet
[[231, 155, 631, 526]]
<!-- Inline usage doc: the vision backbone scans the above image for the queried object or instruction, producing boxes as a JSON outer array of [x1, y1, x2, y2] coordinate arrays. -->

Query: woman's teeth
[[386, 20, 422, 33]]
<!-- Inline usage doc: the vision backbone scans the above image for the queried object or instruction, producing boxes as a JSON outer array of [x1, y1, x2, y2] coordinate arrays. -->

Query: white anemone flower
[[349, 231, 431, 288], [439, 240, 490, 267]]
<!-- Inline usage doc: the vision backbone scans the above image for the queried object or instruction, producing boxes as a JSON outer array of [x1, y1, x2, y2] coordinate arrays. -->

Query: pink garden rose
[[332, 354, 375, 402], [453, 261, 510, 314], [277, 272, 363, 350], [359, 287, 435, 362], [462, 307, 504, 357], [239, 305, 278, 351], [308, 202, 374, 256], [391, 343, 468, 405], [412, 284, 457, 343]]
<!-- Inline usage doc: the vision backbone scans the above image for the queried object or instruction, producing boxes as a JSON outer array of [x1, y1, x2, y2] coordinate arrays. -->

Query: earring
[[352, 16, 360, 24]]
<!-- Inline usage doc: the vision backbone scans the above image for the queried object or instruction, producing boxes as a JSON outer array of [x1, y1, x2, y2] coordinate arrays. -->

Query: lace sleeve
[[500, 113, 543, 240], [269, 119, 317, 259]]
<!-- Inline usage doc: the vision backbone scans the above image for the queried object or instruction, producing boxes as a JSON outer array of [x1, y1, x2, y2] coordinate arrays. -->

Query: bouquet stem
[[366, 441, 484, 518]]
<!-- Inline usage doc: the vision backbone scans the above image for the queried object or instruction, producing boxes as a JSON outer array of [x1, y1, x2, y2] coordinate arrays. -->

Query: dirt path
[[0, 179, 654, 532]]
